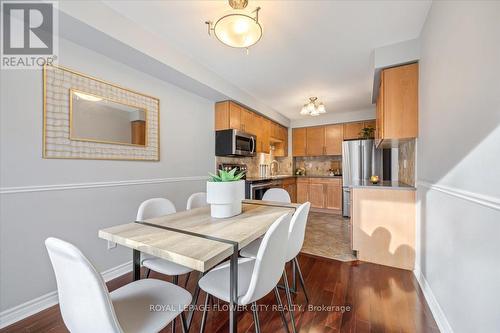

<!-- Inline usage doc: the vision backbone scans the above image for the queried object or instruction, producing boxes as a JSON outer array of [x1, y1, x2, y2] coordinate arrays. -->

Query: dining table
[[98, 199, 300, 333]]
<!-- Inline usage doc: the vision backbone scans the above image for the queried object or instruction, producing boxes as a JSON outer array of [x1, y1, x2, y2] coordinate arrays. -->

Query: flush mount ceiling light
[[205, 0, 262, 51], [300, 97, 326, 116]]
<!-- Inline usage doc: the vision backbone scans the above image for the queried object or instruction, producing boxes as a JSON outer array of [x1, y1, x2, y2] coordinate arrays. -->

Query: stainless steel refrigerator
[[342, 139, 383, 217]]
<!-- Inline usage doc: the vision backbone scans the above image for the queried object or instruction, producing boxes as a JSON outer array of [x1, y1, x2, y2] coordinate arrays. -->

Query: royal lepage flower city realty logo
[[1, 1, 58, 69]]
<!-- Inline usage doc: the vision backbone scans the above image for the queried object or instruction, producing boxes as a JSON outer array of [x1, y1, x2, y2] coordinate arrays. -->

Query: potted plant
[[206, 168, 246, 218], [359, 126, 375, 139]]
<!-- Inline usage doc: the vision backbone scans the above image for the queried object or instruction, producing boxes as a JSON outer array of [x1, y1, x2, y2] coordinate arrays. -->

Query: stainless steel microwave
[[215, 129, 256, 157]]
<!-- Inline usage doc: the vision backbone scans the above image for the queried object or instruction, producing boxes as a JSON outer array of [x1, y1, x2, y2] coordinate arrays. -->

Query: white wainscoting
[[0, 261, 132, 329], [416, 181, 500, 333], [0, 175, 208, 328]]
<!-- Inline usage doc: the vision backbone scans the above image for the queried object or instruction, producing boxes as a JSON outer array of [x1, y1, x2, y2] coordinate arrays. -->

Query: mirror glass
[[70, 89, 146, 146]]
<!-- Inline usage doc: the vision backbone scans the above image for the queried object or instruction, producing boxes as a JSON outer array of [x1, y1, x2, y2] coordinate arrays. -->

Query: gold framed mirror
[[43, 65, 160, 161]]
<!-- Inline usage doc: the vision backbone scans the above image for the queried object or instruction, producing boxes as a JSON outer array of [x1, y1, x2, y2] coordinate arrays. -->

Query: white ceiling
[[103, 0, 431, 120]]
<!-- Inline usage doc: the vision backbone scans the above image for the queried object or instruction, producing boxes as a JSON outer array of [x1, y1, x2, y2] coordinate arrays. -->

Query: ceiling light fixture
[[205, 0, 262, 52], [300, 97, 327, 116]]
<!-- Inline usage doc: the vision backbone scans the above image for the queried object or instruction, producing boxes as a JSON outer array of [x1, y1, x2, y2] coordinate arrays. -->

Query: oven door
[[250, 181, 280, 200], [234, 131, 256, 156]]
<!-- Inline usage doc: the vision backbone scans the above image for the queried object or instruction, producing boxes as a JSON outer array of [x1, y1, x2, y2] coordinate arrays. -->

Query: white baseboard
[[413, 266, 453, 333], [0, 261, 132, 329]]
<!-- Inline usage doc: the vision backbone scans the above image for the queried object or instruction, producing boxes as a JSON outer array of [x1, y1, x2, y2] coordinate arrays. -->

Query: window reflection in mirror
[[70, 89, 146, 146]]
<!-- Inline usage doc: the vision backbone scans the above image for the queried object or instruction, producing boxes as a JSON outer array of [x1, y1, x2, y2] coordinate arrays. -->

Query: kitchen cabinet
[[292, 128, 307, 156], [308, 183, 325, 208], [259, 117, 271, 154], [343, 120, 375, 140], [325, 181, 342, 210], [296, 178, 309, 203], [214, 101, 288, 154], [281, 178, 296, 203], [324, 124, 343, 155], [295, 177, 342, 212], [292, 121, 371, 157], [240, 108, 255, 134], [306, 127, 325, 156], [343, 122, 364, 140], [270, 123, 288, 157], [376, 63, 418, 147]]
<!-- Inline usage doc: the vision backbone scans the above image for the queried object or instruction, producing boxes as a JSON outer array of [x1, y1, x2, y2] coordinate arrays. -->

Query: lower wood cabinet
[[325, 182, 342, 210], [296, 178, 309, 203], [295, 177, 342, 212], [281, 178, 297, 203], [308, 183, 325, 208]]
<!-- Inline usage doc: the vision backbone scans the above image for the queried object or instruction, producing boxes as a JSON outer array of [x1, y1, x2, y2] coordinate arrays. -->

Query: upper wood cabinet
[[259, 117, 271, 154], [306, 127, 325, 156], [292, 128, 307, 156], [324, 124, 343, 155], [240, 108, 255, 134], [376, 63, 418, 147], [214, 101, 287, 155], [343, 122, 364, 140], [343, 120, 375, 140]]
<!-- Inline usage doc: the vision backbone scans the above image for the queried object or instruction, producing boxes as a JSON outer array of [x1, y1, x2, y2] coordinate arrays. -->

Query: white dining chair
[[186, 192, 208, 210], [137, 198, 194, 333], [45, 237, 192, 333], [197, 212, 292, 333], [239, 202, 312, 333], [262, 188, 291, 203]]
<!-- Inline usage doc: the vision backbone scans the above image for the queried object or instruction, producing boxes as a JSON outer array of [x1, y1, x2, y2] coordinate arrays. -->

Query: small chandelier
[[300, 97, 326, 116], [205, 0, 262, 51]]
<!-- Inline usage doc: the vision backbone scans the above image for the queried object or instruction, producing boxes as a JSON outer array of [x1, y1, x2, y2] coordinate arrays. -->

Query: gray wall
[[417, 1, 500, 332], [0, 37, 215, 311]]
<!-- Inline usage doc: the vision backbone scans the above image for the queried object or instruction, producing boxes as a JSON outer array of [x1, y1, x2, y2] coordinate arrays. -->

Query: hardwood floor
[[1, 254, 438, 333]]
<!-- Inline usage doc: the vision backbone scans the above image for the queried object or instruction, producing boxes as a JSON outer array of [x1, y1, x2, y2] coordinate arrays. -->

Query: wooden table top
[[99, 202, 295, 272]]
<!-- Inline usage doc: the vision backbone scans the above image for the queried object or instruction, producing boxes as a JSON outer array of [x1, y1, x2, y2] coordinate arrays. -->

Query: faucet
[[270, 160, 279, 176]]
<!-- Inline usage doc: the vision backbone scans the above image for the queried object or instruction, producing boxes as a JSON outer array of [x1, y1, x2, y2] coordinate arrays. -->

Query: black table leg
[[229, 244, 238, 333], [133, 249, 141, 281]]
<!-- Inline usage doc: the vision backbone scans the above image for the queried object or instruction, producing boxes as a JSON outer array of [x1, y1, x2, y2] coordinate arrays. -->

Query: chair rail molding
[[0, 176, 207, 195], [0, 261, 132, 329], [417, 180, 500, 211]]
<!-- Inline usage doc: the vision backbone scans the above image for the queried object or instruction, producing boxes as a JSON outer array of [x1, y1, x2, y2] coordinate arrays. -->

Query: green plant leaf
[[208, 168, 245, 182], [208, 172, 222, 182]]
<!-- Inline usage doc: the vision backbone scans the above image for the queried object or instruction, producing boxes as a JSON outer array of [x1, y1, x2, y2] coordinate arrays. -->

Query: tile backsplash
[[398, 139, 416, 186], [216, 154, 292, 178], [294, 156, 342, 176]]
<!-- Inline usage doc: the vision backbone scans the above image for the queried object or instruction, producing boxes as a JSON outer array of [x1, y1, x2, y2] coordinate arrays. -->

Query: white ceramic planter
[[206, 180, 245, 218]]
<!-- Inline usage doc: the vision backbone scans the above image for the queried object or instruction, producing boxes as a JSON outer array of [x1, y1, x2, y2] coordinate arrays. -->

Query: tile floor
[[301, 211, 357, 261]]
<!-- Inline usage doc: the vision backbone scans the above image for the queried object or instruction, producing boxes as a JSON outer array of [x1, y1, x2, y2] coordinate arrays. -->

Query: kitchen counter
[[245, 175, 295, 182], [295, 175, 342, 179], [350, 180, 415, 190], [245, 175, 341, 182]]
